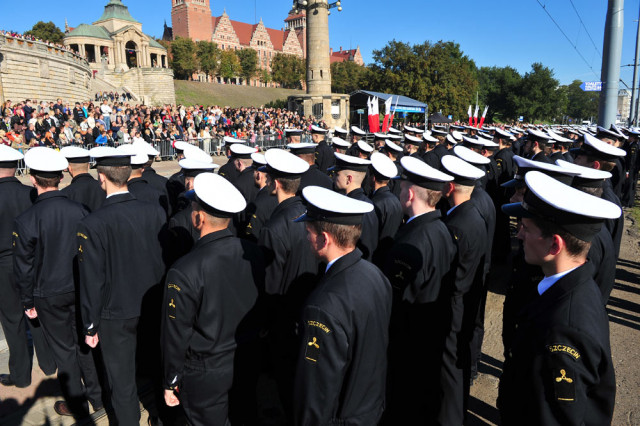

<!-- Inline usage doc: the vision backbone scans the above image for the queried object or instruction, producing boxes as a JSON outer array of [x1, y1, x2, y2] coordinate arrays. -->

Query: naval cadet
[[373, 132, 387, 151], [573, 134, 625, 258], [331, 153, 379, 261], [382, 156, 456, 424], [14, 147, 102, 418], [492, 128, 516, 259], [162, 173, 264, 426], [523, 129, 553, 163], [293, 186, 392, 426], [498, 171, 618, 425], [596, 126, 626, 199], [138, 140, 172, 216], [285, 128, 302, 144], [229, 143, 260, 204], [312, 125, 334, 173], [124, 144, 171, 218], [258, 148, 320, 419], [288, 142, 333, 193], [622, 128, 639, 207], [243, 153, 278, 242], [403, 134, 424, 160], [168, 155, 219, 261], [381, 139, 405, 198], [346, 125, 366, 157], [0, 145, 55, 388], [452, 146, 497, 384], [557, 159, 617, 304], [420, 132, 440, 169], [368, 152, 403, 266], [60, 146, 106, 212], [166, 141, 190, 213], [333, 126, 348, 141], [438, 155, 488, 425], [77, 146, 168, 425], [218, 136, 246, 184], [331, 136, 351, 155]]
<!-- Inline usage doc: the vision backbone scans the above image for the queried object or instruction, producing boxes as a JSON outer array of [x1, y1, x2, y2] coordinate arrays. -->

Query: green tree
[[331, 61, 369, 94], [236, 48, 259, 82], [25, 21, 65, 43], [519, 63, 562, 122], [367, 40, 478, 119], [271, 53, 305, 89], [196, 41, 220, 79], [219, 50, 240, 80], [170, 37, 197, 80], [477, 66, 523, 122], [564, 80, 599, 122], [259, 69, 272, 85]]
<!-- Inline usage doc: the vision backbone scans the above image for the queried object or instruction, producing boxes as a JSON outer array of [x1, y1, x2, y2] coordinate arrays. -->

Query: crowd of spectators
[[0, 30, 80, 58], [0, 98, 329, 155]]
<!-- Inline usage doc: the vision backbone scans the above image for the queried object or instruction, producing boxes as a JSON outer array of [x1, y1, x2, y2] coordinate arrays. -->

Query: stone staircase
[[90, 75, 139, 102]]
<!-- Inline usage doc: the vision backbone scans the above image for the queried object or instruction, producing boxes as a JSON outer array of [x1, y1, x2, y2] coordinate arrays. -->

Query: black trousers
[[100, 317, 141, 425], [180, 361, 233, 426], [622, 170, 637, 207], [35, 292, 101, 418], [0, 263, 55, 386]]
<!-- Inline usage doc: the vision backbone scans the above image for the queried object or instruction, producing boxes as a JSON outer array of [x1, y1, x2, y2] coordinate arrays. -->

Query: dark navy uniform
[[602, 179, 623, 258], [315, 140, 335, 173], [166, 170, 186, 213], [531, 151, 552, 164], [294, 248, 392, 425], [440, 200, 488, 425], [611, 157, 625, 199], [61, 173, 105, 212], [498, 264, 615, 425], [388, 160, 404, 198], [549, 151, 564, 163], [370, 185, 402, 266], [243, 187, 278, 242], [0, 177, 54, 387], [299, 164, 333, 193], [347, 188, 379, 261], [258, 196, 321, 416], [218, 159, 240, 184], [622, 140, 639, 207], [422, 150, 440, 169], [128, 177, 170, 218], [383, 211, 456, 423], [493, 147, 515, 258], [162, 229, 264, 425], [588, 227, 616, 304], [14, 192, 102, 415], [168, 204, 198, 262], [563, 151, 575, 163], [77, 193, 167, 425], [234, 167, 259, 204], [143, 167, 172, 216]]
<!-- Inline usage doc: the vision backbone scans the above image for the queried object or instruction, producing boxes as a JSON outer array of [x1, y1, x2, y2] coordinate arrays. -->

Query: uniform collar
[[103, 192, 135, 206], [322, 248, 363, 280], [35, 190, 66, 203], [347, 188, 365, 199], [537, 266, 580, 295], [70, 173, 95, 184], [196, 228, 233, 247], [0, 176, 20, 184]]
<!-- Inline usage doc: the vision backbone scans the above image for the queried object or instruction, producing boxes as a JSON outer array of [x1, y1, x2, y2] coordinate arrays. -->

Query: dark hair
[[309, 221, 362, 249], [33, 174, 61, 188], [530, 216, 591, 257], [275, 176, 301, 194], [97, 165, 131, 186]]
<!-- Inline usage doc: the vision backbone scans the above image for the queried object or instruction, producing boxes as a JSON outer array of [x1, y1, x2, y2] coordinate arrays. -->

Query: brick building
[[165, 0, 361, 86]]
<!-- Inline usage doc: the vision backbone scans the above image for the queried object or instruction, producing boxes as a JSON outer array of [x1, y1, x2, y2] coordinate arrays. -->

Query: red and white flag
[[478, 105, 489, 128], [473, 104, 479, 127], [368, 97, 380, 132], [467, 105, 473, 126], [382, 97, 393, 132], [389, 97, 399, 130]]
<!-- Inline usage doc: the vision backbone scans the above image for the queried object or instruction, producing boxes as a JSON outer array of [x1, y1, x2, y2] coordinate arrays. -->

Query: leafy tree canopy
[[271, 54, 305, 89], [170, 37, 197, 80], [25, 21, 65, 44]]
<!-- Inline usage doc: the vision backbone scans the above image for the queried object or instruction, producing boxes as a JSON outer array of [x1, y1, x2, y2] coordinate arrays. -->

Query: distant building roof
[[149, 38, 164, 49], [66, 24, 112, 41], [96, 0, 139, 24], [330, 48, 358, 64]]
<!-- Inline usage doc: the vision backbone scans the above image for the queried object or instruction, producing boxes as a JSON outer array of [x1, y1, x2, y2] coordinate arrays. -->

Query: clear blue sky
[[2, 0, 640, 86]]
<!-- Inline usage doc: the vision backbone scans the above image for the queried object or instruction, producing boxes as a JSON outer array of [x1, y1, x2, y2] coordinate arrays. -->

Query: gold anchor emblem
[[395, 270, 404, 280], [78, 245, 83, 253], [308, 337, 319, 349], [169, 299, 176, 309], [555, 369, 573, 384]]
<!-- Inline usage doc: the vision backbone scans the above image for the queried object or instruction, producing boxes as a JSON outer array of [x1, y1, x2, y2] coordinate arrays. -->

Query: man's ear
[[592, 160, 601, 170], [549, 234, 564, 256], [442, 182, 455, 198], [29, 175, 37, 187], [319, 231, 330, 251]]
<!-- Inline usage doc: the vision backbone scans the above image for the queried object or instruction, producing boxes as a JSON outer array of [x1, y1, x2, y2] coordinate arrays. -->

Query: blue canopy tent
[[349, 90, 428, 131]]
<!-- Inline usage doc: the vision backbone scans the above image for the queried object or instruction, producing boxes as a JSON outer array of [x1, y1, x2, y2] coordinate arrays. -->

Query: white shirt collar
[[106, 190, 129, 199], [406, 212, 428, 224], [325, 255, 345, 273], [537, 266, 580, 295]]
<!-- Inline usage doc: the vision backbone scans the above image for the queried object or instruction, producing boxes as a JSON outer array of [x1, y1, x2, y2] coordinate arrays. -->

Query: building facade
[[64, 0, 175, 105], [166, 0, 361, 86]]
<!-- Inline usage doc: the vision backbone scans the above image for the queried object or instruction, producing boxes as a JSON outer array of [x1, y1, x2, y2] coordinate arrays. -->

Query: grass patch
[[174, 80, 305, 107], [630, 205, 640, 232]]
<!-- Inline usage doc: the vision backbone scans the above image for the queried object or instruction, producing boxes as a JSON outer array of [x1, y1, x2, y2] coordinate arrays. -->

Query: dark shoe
[[54, 401, 73, 417], [0, 374, 15, 386]]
